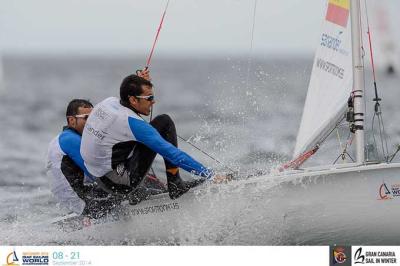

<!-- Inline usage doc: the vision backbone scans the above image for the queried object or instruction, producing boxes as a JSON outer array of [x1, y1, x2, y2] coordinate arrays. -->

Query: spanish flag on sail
[[326, 0, 350, 27]]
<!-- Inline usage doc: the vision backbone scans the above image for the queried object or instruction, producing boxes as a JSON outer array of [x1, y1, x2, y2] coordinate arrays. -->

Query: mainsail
[[293, 0, 353, 159]]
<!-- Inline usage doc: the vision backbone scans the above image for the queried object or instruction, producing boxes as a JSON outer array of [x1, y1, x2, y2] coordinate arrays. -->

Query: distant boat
[[53, 0, 400, 244]]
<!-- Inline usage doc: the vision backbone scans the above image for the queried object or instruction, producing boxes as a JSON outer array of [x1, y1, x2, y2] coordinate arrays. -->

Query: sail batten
[[293, 0, 353, 159]]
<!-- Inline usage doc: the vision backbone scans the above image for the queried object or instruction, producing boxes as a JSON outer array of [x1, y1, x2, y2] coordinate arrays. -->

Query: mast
[[350, 0, 365, 164]]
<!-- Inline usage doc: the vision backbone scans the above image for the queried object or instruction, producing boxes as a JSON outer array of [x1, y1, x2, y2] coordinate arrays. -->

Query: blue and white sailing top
[[81, 97, 212, 179], [46, 128, 92, 215]]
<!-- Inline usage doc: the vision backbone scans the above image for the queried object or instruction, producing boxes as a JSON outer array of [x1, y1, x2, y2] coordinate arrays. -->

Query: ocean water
[[0, 55, 399, 245]]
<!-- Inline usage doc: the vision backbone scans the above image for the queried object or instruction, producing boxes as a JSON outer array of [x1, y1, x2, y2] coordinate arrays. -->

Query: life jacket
[[81, 97, 212, 179], [46, 128, 90, 215]]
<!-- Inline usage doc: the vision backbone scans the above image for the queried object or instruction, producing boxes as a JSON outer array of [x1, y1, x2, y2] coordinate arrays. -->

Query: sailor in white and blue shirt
[[81, 74, 214, 202], [46, 99, 118, 217]]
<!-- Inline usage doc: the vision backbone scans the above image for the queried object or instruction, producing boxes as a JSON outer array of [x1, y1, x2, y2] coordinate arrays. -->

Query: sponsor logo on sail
[[326, 0, 350, 28], [320, 32, 349, 56], [3, 250, 19, 266], [321, 33, 341, 51], [316, 58, 344, 79]]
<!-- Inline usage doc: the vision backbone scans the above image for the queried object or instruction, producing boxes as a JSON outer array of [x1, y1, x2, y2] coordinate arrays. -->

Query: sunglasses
[[73, 114, 90, 120], [134, 95, 155, 102]]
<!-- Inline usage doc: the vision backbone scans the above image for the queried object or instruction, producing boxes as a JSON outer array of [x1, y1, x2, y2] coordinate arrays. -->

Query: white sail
[[293, 0, 353, 159]]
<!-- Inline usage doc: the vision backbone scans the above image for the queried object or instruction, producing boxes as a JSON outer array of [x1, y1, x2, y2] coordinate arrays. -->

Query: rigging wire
[[245, 0, 258, 91], [363, 0, 390, 161], [389, 145, 400, 162], [333, 130, 355, 164], [335, 129, 345, 161], [336, 129, 343, 151], [178, 135, 237, 174], [358, 2, 371, 161], [180, 0, 258, 174]]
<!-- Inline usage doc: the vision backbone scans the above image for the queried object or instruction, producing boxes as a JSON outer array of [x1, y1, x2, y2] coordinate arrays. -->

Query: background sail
[[369, 0, 399, 74], [293, 0, 353, 158]]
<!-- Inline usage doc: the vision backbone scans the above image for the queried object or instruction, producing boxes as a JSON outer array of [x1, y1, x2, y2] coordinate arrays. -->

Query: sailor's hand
[[137, 68, 151, 81], [212, 174, 232, 184]]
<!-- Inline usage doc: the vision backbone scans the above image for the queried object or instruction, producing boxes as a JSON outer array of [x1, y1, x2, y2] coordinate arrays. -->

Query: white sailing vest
[[81, 97, 142, 177], [46, 136, 86, 215]]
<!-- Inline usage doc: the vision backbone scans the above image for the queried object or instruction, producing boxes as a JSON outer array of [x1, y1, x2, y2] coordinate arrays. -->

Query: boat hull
[[55, 163, 400, 245]]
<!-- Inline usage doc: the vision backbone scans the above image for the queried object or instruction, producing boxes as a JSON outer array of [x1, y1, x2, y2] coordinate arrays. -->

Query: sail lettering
[[316, 58, 344, 79], [321, 33, 341, 51]]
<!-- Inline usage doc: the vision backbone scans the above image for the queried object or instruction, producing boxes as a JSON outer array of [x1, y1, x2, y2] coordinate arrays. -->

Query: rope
[[377, 108, 389, 160], [146, 0, 171, 68], [278, 146, 319, 172], [139, 0, 171, 180], [363, 0, 377, 82]]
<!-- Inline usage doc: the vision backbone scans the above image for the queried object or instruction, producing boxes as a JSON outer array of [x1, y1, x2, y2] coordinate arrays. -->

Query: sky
[[0, 0, 399, 56]]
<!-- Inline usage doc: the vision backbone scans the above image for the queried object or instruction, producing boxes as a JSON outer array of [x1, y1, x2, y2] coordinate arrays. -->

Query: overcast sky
[[1, 0, 399, 56]]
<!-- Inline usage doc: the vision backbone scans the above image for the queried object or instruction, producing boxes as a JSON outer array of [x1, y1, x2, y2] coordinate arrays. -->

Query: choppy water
[[1, 55, 399, 245]]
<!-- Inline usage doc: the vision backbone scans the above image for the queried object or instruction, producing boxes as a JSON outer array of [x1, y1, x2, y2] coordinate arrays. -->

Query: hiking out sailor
[[46, 99, 122, 217], [80, 69, 215, 203]]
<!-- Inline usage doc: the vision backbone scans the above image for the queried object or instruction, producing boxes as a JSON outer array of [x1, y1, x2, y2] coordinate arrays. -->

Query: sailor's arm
[[58, 130, 92, 178]]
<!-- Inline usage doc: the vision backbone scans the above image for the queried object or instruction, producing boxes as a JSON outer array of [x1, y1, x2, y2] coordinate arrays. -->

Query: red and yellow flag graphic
[[326, 0, 350, 27]]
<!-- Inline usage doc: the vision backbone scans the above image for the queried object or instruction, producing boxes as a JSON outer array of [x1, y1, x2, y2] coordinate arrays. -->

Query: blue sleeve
[[128, 117, 213, 178], [59, 130, 91, 177]]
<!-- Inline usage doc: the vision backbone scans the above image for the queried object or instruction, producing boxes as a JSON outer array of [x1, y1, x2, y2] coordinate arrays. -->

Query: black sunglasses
[[134, 95, 155, 102]]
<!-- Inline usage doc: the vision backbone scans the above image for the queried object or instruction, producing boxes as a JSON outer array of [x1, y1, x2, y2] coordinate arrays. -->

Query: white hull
[[56, 163, 400, 245]]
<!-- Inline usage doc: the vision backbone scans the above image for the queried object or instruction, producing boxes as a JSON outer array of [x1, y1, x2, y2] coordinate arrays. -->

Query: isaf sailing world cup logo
[[379, 182, 392, 200], [2, 250, 19, 266], [378, 182, 400, 200]]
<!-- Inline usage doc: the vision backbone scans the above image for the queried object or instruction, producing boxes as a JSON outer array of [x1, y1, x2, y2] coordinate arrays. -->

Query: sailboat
[[53, 0, 400, 244]]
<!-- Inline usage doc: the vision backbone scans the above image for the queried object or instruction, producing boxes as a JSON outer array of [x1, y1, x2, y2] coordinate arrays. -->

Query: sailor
[[81, 69, 214, 203], [46, 99, 121, 217]]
